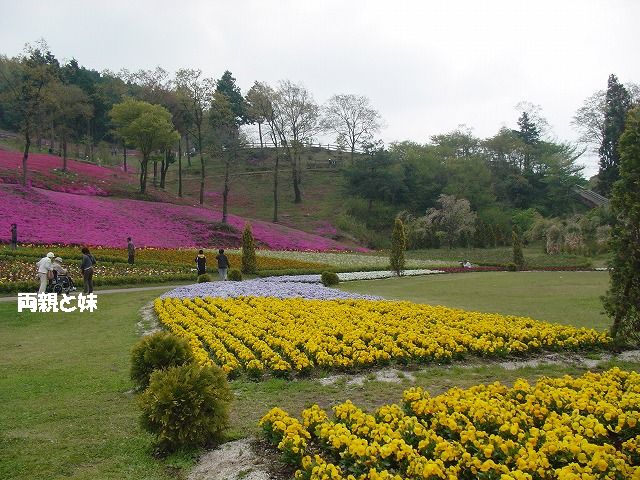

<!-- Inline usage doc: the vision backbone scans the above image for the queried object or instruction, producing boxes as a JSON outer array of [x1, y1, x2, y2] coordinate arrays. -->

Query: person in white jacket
[[36, 252, 55, 294]]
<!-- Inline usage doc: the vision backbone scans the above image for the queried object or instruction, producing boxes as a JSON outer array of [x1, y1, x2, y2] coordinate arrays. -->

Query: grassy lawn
[[406, 245, 608, 268], [0, 290, 194, 480], [2, 272, 635, 479], [340, 271, 610, 330]]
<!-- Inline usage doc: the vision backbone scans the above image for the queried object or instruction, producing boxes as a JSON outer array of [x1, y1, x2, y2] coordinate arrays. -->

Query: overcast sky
[[1, 0, 638, 176]]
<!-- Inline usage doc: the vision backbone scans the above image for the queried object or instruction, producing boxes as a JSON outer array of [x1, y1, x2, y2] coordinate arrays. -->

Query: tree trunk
[[178, 137, 183, 197], [258, 122, 264, 151], [22, 128, 31, 187], [139, 158, 147, 194], [62, 135, 68, 171], [186, 134, 191, 167], [123, 140, 127, 173], [292, 166, 302, 203], [273, 148, 279, 222], [153, 159, 158, 187], [198, 127, 204, 205], [50, 120, 55, 153], [222, 159, 230, 224]]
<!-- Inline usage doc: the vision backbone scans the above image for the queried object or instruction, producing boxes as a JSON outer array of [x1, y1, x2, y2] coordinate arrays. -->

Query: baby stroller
[[46, 270, 77, 294]]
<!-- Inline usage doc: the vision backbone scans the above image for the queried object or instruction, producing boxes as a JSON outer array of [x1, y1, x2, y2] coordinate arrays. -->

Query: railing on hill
[[241, 141, 366, 155], [572, 186, 609, 208]]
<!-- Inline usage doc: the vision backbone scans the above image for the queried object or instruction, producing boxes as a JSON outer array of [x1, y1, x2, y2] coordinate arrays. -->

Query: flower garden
[[260, 368, 640, 479]]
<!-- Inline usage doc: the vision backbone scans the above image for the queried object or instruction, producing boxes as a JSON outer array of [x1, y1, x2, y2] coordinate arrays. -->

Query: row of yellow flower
[[259, 368, 640, 479], [2, 245, 330, 270], [154, 296, 610, 377]]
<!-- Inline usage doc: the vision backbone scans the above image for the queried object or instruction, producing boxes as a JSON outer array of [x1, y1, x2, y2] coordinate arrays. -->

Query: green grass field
[[1, 272, 636, 479]]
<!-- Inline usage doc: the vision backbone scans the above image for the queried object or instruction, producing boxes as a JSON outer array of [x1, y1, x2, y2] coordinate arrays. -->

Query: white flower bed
[[160, 279, 382, 300], [258, 269, 444, 283]]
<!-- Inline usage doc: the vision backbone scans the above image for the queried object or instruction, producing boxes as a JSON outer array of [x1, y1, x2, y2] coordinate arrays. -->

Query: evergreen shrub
[[228, 269, 242, 281], [320, 271, 340, 286], [130, 331, 194, 390], [138, 363, 232, 452]]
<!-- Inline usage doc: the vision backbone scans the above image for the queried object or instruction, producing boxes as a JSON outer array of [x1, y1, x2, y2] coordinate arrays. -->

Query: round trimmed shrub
[[228, 269, 242, 281], [197, 273, 211, 283], [321, 271, 340, 287], [138, 363, 232, 452], [506, 262, 518, 272], [130, 331, 194, 390]]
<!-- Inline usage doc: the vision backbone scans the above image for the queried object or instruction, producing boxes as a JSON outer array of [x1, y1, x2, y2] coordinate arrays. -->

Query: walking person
[[80, 247, 97, 294], [36, 252, 55, 294], [10, 224, 18, 250], [216, 249, 229, 280], [195, 249, 207, 277], [127, 237, 135, 264]]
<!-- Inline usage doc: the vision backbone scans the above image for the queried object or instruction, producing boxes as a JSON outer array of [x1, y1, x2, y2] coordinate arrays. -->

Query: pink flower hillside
[[0, 185, 358, 250]]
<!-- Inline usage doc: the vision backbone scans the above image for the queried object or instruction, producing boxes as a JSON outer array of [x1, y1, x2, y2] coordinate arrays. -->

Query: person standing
[[80, 247, 97, 294], [36, 252, 55, 293], [127, 237, 135, 264], [195, 249, 207, 277], [10, 224, 17, 250], [216, 249, 229, 280]]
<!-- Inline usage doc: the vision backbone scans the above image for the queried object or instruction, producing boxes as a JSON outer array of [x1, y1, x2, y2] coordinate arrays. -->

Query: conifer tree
[[241, 223, 257, 274], [390, 218, 406, 276], [598, 74, 632, 196], [512, 229, 525, 270], [603, 107, 640, 342]]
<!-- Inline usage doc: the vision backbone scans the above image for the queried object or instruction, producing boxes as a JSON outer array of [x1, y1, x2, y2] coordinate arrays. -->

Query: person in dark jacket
[[216, 249, 229, 280], [195, 250, 207, 277], [80, 247, 97, 294], [127, 237, 135, 264], [10, 224, 17, 250]]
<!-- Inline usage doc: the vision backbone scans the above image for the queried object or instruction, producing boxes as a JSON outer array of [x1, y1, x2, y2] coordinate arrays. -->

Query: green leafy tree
[[512, 229, 525, 270], [390, 218, 406, 276], [241, 223, 257, 274], [598, 74, 632, 196], [109, 99, 178, 193], [603, 107, 640, 342], [215, 70, 247, 124], [0, 42, 59, 186]]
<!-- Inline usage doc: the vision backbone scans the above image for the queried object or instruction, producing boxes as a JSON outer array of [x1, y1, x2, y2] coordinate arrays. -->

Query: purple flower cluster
[[160, 279, 383, 300], [0, 184, 359, 251]]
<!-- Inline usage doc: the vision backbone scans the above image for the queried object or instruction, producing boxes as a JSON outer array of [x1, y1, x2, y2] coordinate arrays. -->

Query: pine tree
[[597, 74, 632, 196], [603, 107, 640, 342], [390, 218, 406, 276], [512, 229, 525, 270], [241, 223, 257, 274]]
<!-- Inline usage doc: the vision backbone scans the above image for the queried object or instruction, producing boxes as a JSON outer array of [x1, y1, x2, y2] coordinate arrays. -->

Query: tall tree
[[209, 91, 243, 224], [322, 94, 382, 164], [175, 69, 215, 204], [245, 81, 281, 221], [273, 80, 319, 203], [0, 41, 59, 186], [49, 82, 93, 171], [603, 107, 640, 342], [597, 74, 632, 196], [517, 111, 540, 173], [109, 99, 178, 193], [215, 70, 247, 124]]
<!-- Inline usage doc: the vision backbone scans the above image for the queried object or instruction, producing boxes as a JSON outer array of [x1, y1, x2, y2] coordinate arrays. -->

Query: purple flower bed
[[160, 279, 383, 300], [0, 185, 359, 250]]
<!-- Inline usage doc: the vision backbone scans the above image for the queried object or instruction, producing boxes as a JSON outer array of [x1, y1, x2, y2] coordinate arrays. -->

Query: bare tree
[[175, 69, 215, 204], [273, 80, 319, 204], [245, 81, 282, 221], [322, 94, 382, 164]]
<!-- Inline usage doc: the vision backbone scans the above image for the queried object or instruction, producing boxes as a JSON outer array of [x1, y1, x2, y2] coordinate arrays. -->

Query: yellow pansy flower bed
[[154, 297, 610, 377], [260, 368, 640, 479]]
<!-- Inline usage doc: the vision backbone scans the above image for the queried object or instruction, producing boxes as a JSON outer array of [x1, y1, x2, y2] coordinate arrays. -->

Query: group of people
[[196, 249, 229, 280], [36, 248, 96, 294]]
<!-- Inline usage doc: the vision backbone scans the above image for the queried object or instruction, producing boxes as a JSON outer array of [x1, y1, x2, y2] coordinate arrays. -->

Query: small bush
[[228, 269, 242, 281], [241, 224, 257, 274], [130, 332, 194, 390], [197, 273, 211, 283], [506, 262, 518, 272], [321, 271, 340, 287], [138, 363, 232, 452]]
